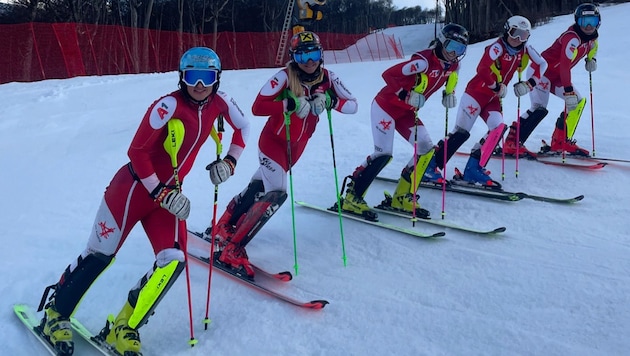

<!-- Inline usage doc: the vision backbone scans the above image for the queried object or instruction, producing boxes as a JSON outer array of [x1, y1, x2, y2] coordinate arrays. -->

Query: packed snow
[[2, 4, 629, 355]]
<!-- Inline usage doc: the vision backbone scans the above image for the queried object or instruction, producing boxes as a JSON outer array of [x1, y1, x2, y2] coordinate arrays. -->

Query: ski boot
[[550, 127, 589, 156], [218, 242, 255, 279], [104, 301, 142, 356], [340, 180, 378, 221], [503, 123, 536, 158], [460, 156, 501, 189], [42, 303, 74, 355], [421, 156, 445, 184]]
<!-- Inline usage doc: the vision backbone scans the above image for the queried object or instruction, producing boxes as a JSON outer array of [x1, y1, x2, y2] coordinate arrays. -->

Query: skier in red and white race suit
[[338, 23, 470, 221], [435, 15, 548, 187], [505, 2, 601, 157], [38, 47, 250, 356], [212, 30, 358, 278]]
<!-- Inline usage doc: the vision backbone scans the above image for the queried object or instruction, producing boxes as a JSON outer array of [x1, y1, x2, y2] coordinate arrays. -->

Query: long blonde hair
[[286, 62, 324, 97]]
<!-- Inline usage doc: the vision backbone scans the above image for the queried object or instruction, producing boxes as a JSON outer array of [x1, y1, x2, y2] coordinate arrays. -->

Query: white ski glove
[[310, 93, 327, 116], [513, 78, 536, 97], [151, 184, 190, 220], [492, 83, 507, 98], [442, 91, 457, 108], [585, 58, 597, 72], [287, 95, 311, 119], [206, 155, 236, 185], [563, 91, 579, 111], [405, 90, 426, 109]]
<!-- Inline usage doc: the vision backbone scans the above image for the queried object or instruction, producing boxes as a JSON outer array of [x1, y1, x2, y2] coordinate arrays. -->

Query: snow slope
[[2, 4, 629, 355]]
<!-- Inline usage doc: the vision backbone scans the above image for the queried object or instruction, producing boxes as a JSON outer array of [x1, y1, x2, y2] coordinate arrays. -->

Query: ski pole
[[325, 92, 347, 267], [411, 74, 428, 227], [490, 62, 505, 181], [442, 72, 458, 220], [515, 66, 522, 178], [203, 116, 224, 330], [283, 110, 299, 276], [163, 118, 197, 347], [587, 43, 597, 156]]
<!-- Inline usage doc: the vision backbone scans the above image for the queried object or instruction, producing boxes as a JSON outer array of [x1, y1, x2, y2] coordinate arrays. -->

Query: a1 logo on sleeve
[[149, 96, 177, 129]]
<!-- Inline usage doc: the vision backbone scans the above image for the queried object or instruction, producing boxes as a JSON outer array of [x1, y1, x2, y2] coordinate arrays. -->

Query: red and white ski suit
[[526, 25, 599, 109], [84, 90, 249, 261], [454, 37, 547, 153], [366, 48, 461, 168], [250, 67, 357, 192]]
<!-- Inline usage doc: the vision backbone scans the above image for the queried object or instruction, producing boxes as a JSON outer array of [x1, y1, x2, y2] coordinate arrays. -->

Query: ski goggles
[[444, 39, 467, 56], [293, 48, 323, 64], [577, 16, 600, 28], [182, 69, 219, 87], [508, 27, 530, 42]]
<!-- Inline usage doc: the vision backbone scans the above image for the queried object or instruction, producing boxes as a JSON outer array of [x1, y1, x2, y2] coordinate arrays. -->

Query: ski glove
[[442, 90, 457, 108], [563, 91, 579, 112], [310, 93, 327, 116], [585, 58, 597, 72], [151, 183, 190, 220], [287, 95, 311, 119], [206, 155, 236, 185], [399, 89, 425, 109], [491, 83, 507, 98], [513, 78, 536, 97], [326, 91, 338, 110]]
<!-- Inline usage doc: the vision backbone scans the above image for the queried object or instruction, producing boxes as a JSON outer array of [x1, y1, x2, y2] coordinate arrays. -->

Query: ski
[[69, 319, 118, 356], [14, 304, 63, 355], [187, 230, 293, 282], [295, 200, 445, 239], [187, 250, 328, 310], [372, 202, 506, 235], [454, 151, 606, 170], [375, 176, 584, 204]]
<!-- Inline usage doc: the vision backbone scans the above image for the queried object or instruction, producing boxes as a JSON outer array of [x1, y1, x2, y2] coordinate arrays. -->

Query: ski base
[[295, 200, 445, 239]]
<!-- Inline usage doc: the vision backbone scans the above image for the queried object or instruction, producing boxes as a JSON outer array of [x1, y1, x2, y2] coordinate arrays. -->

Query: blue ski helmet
[[178, 47, 221, 99], [179, 47, 221, 72]]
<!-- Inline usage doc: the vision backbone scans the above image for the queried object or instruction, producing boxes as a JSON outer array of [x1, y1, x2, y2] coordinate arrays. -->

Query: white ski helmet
[[504, 15, 531, 42]]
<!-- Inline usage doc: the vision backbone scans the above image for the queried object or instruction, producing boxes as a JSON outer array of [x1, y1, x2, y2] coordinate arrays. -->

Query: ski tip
[[304, 300, 329, 309], [574, 195, 585, 202], [431, 231, 447, 238], [492, 227, 507, 234]]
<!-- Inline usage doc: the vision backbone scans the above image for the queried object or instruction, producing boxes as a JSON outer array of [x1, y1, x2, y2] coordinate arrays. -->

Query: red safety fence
[[0, 23, 404, 84]]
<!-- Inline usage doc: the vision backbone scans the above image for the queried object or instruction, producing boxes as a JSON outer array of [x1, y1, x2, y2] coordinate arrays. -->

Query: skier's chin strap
[[126, 247, 185, 329]]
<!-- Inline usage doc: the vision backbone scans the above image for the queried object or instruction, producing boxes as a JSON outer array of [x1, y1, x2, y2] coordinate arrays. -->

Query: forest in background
[[1, 0, 627, 43]]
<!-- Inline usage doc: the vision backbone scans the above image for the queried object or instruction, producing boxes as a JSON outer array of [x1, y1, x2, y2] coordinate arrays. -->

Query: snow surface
[[2, 4, 630, 355]]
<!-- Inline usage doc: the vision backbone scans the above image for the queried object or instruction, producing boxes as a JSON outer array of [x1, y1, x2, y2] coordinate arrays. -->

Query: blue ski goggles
[[293, 48, 323, 64], [577, 16, 600, 29], [444, 39, 467, 56], [508, 27, 530, 42], [182, 69, 219, 87]]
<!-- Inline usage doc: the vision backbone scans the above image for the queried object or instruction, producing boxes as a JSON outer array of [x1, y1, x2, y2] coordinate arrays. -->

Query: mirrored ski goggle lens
[[444, 39, 467, 56], [577, 16, 600, 28], [293, 49, 322, 64], [182, 69, 218, 87], [508, 27, 530, 41]]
